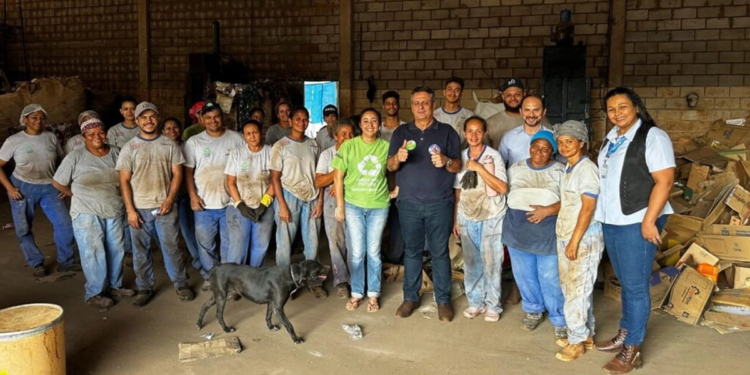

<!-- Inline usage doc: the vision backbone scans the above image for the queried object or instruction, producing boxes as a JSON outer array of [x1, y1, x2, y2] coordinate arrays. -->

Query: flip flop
[[345, 298, 362, 311], [367, 299, 379, 313]]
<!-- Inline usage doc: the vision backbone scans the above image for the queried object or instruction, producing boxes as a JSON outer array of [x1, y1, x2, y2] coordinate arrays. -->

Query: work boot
[[437, 303, 454, 322], [395, 301, 420, 318], [556, 336, 594, 349], [554, 326, 568, 339], [86, 295, 114, 308], [595, 328, 628, 352], [603, 345, 642, 374], [521, 312, 544, 331], [176, 286, 195, 301], [33, 265, 47, 277], [132, 289, 154, 306], [310, 286, 328, 299], [109, 287, 136, 298], [201, 280, 211, 291], [57, 262, 83, 273], [555, 343, 585, 362]]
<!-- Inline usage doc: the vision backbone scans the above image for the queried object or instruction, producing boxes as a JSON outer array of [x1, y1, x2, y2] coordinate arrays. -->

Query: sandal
[[367, 298, 380, 313], [345, 298, 362, 311]]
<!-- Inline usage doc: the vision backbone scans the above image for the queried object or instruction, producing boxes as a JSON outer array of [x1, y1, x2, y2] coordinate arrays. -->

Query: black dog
[[196, 260, 329, 344]]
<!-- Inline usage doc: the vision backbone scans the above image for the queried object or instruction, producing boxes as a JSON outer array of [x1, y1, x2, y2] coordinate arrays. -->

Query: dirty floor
[[1, 204, 749, 375]]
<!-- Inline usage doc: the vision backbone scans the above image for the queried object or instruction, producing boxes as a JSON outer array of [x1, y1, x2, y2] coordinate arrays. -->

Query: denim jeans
[[557, 222, 604, 344], [508, 246, 566, 327], [226, 204, 274, 267], [457, 212, 505, 314], [397, 200, 453, 304], [384, 199, 405, 264], [603, 215, 667, 346], [9, 176, 75, 268], [177, 194, 205, 277], [323, 191, 350, 286], [130, 206, 187, 290], [72, 213, 125, 300], [123, 222, 132, 254], [274, 189, 322, 286], [345, 203, 388, 298], [194, 207, 229, 277]]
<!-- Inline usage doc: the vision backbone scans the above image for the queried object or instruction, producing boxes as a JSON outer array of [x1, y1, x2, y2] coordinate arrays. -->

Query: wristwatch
[[445, 158, 453, 169]]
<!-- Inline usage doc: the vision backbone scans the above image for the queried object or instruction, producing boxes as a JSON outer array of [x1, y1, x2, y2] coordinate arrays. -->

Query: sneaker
[[176, 286, 195, 301], [57, 262, 83, 273], [555, 342, 585, 362], [310, 286, 328, 299], [521, 313, 544, 331], [463, 306, 487, 319], [110, 288, 136, 298], [86, 295, 114, 308], [132, 289, 154, 306], [484, 309, 501, 322], [554, 326, 569, 340], [336, 283, 349, 299], [32, 265, 47, 277], [201, 280, 211, 291]]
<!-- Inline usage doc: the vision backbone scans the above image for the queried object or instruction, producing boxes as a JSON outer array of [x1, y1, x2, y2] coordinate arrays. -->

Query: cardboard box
[[676, 243, 720, 269], [706, 120, 750, 149], [705, 224, 750, 236], [725, 184, 750, 222], [724, 263, 750, 289], [661, 266, 715, 325], [687, 163, 710, 192], [665, 214, 704, 243], [698, 233, 750, 262], [603, 262, 678, 310]]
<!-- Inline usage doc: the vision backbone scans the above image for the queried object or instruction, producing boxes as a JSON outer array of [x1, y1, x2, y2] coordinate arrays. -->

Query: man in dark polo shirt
[[387, 86, 462, 322]]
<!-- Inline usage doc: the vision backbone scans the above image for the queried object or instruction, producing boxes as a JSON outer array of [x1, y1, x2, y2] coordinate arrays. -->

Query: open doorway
[[303, 81, 338, 139]]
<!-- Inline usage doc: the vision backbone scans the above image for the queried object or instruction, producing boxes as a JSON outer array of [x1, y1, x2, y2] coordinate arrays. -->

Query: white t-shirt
[[115, 135, 185, 209], [594, 120, 675, 225], [316, 127, 336, 151], [54, 146, 124, 219], [380, 120, 406, 142], [0, 131, 63, 184], [316, 146, 337, 196], [556, 157, 600, 240], [224, 145, 272, 209], [268, 136, 320, 202], [107, 122, 140, 149], [184, 130, 245, 209], [506, 160, 564, 211], [454, 146, 508, 221], [64, 134, 85, 155], [434, 107, 475, 146]]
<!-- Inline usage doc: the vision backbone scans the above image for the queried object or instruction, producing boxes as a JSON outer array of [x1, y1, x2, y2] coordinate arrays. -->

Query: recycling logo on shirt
[[24, 145, 33, 153], [203, 147, 211, 156], [357, 155, 381, 177], [240, 161, 249, 170]]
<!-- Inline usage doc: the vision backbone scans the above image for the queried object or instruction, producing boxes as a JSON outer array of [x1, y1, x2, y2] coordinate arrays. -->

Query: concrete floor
[[1, 203, 749, 375]]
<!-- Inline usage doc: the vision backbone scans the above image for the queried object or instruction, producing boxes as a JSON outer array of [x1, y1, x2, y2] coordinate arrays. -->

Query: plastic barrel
[[0, 303, 66, 375]]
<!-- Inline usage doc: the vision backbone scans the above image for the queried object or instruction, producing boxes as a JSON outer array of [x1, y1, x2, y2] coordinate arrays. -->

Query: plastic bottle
[[482, 155, 498, 197], [696, 263, 719, 283]]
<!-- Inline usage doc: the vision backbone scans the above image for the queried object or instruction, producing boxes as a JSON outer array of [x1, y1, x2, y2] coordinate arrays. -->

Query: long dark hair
[[603, 87, 657, 128]]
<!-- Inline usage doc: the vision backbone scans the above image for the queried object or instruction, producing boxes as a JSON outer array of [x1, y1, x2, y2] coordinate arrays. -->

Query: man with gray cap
[[116, 101, 193, 306], [0, 104, 79, 277], [553, 120, 603, 362]]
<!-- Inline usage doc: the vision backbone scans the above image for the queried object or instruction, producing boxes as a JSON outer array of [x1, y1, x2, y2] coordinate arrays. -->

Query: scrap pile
[[604, 116, 750, 334]]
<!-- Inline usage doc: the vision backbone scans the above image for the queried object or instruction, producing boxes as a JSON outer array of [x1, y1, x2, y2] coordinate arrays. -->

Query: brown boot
[[556, 336, 594, 350], [555, 343, 585, 362], [504, 282, 521, 305], [395, 301, 420, 318], [437, 303, 454, 322], [603, 345, 642, 374], [595, 328, 627, 352]]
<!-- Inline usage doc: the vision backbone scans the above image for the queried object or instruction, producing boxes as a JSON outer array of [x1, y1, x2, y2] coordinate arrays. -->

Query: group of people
[[0, 77, 673, 374]]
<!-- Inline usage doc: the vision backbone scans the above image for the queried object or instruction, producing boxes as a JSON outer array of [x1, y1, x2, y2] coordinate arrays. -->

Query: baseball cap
[[199, 102, 221, 115], [189, 101, 205, 122], [135, 102, 159, 118], [501, 78, 525, 91], [323, 104, 338, 117]]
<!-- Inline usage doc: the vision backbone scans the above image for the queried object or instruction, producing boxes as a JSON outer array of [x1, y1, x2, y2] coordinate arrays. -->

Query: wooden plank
[[608, 0, 626, 87], [138, 0, 150, 100], [339, 0, 353, 117]]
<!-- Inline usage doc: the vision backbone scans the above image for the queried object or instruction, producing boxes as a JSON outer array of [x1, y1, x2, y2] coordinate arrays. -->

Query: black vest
[[602, 123, 656, 215]]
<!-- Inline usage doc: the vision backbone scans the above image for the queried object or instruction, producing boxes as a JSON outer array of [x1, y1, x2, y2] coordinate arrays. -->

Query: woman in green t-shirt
[[333, 108, 391, 312]]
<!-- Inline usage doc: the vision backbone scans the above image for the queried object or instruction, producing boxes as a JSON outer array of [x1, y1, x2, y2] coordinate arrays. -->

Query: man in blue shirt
[[387, 86, 462, 322]]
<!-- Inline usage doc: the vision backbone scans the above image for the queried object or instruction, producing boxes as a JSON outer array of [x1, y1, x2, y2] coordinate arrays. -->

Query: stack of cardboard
[[604, 117, 750, 333]]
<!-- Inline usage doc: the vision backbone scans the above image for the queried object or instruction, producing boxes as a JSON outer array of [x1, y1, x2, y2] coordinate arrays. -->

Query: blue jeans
[[508, 246, 566, 327], [72, 214, 125, 300], [177, 194, 204, 277], [123, 222, 132, 254], [9, 176, 75, 268], [194, 207, 229, 277], [557, 222, 604, 344], [345, 203, 388, 298], [130, 206, 187, 290], [274, 189, 321, 286], [458, 212, 505, 314], [397, 200, 453, 304], [226, 204, 274, 267], [324, 192, 350, 286], [603, 215, 667, 346]]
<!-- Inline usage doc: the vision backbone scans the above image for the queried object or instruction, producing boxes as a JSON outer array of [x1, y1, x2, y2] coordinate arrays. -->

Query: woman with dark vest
[[594, 87, 675, 374]]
